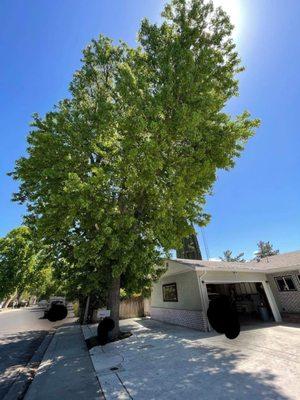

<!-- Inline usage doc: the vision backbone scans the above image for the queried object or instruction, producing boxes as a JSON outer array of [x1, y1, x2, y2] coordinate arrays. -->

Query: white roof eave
[[193, 264, 300, 274], [169, 256, 300, 275], [193, 266, 267, 273]]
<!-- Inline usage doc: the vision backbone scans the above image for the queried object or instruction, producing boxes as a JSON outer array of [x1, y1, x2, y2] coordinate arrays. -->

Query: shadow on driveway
[[100, 318, 299, 400]]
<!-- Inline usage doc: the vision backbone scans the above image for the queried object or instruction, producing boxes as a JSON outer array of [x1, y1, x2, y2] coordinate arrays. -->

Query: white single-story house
[[150, 251, 300, 331]]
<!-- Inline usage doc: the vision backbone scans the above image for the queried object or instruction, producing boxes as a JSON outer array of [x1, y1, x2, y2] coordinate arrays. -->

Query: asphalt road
[[0, 307, 69, 399]]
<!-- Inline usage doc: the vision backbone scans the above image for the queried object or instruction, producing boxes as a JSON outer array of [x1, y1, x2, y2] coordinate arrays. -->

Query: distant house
[[150, 251, 300, 331]]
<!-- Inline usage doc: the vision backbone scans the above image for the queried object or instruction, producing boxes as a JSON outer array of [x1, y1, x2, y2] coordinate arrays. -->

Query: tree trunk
[[107, 276, 120, 340], [16, 291, 21, 305], [78, 296, 86, 324], [3, 292, 17, 308], [83, 296, 90, 325]]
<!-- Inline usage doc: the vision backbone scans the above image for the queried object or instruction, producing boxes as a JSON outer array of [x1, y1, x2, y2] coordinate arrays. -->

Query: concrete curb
[[81, 325, 132, 400], [81, 325, 106, 400], [3, 332, 54, 400]]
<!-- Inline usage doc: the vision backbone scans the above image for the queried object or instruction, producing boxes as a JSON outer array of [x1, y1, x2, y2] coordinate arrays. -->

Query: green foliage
[[0, 227, 35, 299], [0, 227, 59, 300], [120, 288, 128, 300], [255, 241, 279, 261], [11, 0, 259, 305], [220, 249, 245, 262], [28, 258, 63, 299]]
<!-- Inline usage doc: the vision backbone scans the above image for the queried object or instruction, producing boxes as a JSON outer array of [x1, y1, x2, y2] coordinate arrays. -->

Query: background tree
[[0, 227, 59, 307], [27, 248, 63, 300], [177, 230, 202, 260], [220, 249, 245, 262], [255, 241, 279, 261], [11, 0, 259, 337], [0, 227, 36, 306]]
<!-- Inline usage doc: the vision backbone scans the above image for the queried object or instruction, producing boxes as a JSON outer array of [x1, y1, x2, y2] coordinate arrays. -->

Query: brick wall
[[267, 270, 300, 313], [150, 307, 208, 331]]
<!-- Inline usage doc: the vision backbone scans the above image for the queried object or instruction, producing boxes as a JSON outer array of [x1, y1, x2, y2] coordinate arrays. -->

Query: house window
[[162, 283, 178, 302], [274, 276, 296, 292]]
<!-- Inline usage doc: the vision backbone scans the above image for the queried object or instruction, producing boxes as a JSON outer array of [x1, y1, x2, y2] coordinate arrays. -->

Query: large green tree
[[0, 227, 36, 305], [11, 0, 259, 337], [0, 226, 58, 306]]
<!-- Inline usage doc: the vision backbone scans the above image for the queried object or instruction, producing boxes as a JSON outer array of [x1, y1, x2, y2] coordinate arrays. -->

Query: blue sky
[[0, 1, 299, 260]]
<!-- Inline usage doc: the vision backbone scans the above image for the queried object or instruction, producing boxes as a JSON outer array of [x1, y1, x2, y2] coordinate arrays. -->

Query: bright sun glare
[[213, 0, 243, 38]]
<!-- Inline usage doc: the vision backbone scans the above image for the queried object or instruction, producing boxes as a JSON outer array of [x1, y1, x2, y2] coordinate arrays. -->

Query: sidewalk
[[24, 323, 103, 400]]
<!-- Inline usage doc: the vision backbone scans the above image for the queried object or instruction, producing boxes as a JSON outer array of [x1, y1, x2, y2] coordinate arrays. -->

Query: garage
[[150, 258, 283, 332], [197, 267, 282, 331], [206, 282, 274, 325]]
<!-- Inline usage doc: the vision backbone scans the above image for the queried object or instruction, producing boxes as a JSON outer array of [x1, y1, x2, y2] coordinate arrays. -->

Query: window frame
[[274, 275, 297, 292], [162, 282, 178, 302]]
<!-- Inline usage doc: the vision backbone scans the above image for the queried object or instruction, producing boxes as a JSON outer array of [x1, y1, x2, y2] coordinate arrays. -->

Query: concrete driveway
[[85, 318, 300, 400]]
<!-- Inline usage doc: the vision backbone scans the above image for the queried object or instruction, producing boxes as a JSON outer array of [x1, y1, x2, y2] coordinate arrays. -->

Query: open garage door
[[206, 282, 275, 326], [196, 269, 282, 331]]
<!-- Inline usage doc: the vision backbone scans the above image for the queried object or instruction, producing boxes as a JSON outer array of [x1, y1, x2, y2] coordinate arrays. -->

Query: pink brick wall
[[150, 307, 208, 331]]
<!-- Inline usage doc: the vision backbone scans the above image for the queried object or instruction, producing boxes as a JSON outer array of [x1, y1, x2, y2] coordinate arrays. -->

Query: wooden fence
[[91, 297, 151, 322], [119, 296, 149, 319]]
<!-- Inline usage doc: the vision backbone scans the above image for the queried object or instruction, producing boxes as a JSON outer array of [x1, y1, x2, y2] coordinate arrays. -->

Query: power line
[[200, 227, 210, 260]]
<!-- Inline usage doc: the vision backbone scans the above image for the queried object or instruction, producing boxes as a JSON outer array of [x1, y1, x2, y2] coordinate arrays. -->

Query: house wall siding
[[150, 270, 208, 330], [151, 270, 202, 311], [267, 270, 300, 313]]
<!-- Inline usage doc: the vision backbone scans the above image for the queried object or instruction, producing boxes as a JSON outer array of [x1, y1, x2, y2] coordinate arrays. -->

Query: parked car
[[38, 299, 48, 307], [43, 297, 66, 314], [48, 296, 66, 307], [43, 297, 67, 321]]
